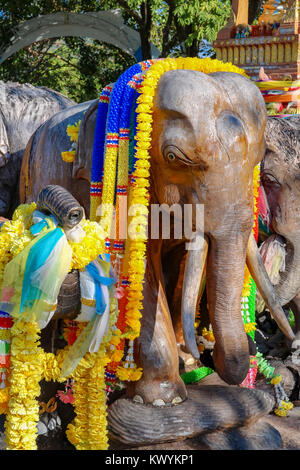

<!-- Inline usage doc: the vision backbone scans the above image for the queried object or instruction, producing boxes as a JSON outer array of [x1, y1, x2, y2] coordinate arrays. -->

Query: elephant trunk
[[273, 239, 300, 307], [246, 232, 295, 340], [206, 233, 250, 385], [181, 230, 295, 385]]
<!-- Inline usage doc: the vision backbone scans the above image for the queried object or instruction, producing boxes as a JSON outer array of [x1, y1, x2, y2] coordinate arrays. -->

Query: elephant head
[[149, 70, 294, 384], [261, 116, 300, 306]]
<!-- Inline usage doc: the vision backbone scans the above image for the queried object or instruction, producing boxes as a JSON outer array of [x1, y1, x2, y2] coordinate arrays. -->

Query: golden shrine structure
[[213, 0, 300, 116], [213, 0, 299, 80]]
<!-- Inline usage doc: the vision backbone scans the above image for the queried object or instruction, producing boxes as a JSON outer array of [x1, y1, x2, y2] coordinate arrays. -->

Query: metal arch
[[0, 10, 160, 64]]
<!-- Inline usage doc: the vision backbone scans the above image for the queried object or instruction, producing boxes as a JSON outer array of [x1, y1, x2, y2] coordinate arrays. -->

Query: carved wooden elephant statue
[[259, 115, 300, 350], [20, 68, 294, 412], [0, 81, 74, 217]]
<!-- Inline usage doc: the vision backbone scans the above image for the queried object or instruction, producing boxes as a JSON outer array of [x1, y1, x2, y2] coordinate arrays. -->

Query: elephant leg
[[126, 240, 187, 406], [163, 241, 206, 345], [163, 243, 205, 371], [163, 245, 195, 372], [162, 242, 186, 345]]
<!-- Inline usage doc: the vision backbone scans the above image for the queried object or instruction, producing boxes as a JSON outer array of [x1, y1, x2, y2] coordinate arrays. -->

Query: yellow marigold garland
[[68, 219, 106, 270], [87, 349, 109, 450], [0, 203, 107, 273], [0, 203, 36, 283], [67, 121, 81, 143], [241, 165, 260, 341], [5, 319, 43, 450], [242, 164, 260, 299], [66, 296, 119, 450]]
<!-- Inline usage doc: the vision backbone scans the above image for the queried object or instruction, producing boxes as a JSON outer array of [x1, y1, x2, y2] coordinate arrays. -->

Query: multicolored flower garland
[[241, 164, 260, 341]]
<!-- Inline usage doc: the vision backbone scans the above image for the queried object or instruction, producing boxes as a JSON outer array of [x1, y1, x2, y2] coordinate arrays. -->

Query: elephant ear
[[72, 98, 99, 183], [0, 113, 10, 168], [265, 116, 300, 166], [210, 72, 267, 162]]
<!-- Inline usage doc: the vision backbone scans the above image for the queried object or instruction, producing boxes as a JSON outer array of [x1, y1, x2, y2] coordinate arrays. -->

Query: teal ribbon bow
[[85, 262, 115, 316]]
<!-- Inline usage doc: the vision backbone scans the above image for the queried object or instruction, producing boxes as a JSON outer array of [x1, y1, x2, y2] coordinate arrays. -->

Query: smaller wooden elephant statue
[[259, 116, 300, 352]]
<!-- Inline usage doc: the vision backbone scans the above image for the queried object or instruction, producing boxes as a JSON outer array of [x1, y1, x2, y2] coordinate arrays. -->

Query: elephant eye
[[261, 172, 280, 187], [162, 145, 197, 166], [167, 152, 176, 161]]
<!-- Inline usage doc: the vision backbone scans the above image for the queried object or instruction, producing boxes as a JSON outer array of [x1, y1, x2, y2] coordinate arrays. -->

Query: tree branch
[[42, 51, 84, 73], [117, 0, 143, 26], [161, 0, 176, 57], [24, 40, 55, 81], [139, 1, 152, 59]]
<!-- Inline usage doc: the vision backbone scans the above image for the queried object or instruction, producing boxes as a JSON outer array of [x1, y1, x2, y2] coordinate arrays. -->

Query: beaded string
[[90, 85, 113, 222], [100, 63, 151, 242], [0, 311, 12, 413]]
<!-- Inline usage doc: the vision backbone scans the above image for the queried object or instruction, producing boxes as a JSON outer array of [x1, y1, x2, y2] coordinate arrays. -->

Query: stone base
[[199, 421, 282, 450], [108, 383, 275, 447]]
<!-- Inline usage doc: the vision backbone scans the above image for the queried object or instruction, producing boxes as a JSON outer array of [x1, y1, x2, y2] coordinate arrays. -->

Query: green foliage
[[0, 0, 231, 102], [174, 0, 231, 44], [0, 0, 136, 102], [288, 309, 295, 328]]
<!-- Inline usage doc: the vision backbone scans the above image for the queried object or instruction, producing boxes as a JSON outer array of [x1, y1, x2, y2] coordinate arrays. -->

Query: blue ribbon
[[30, 219, 48, 236], [20, 227, 64, 313], [30, 213, 58, 236], [85, 262, 115, 316]]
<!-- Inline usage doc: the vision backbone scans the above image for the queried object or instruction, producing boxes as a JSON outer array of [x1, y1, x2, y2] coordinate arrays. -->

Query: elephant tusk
[[181, 234, 209, 358], [246, 231, 295, 341]]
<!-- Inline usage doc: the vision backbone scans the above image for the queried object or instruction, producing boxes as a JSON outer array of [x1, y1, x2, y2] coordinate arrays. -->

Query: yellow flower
[[244, 322, 256, 334], [66, 121, 81, 143], [274, 407, 288, 417], [3, 58, 251, 451], [109, 349, 124, 362], [271, 375, 282, 385], [281, 400, 293, 411], [116, 365, 143, 382], [61, 150, 76, 163], [202, 327, 215, 343]]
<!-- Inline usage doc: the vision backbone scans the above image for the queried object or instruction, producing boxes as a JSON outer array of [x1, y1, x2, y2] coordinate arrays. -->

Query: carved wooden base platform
[[200, 421, 282, 450], [108, 384, 277, 448]]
